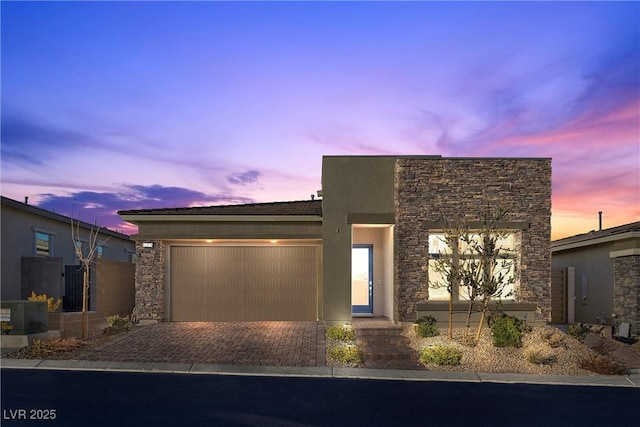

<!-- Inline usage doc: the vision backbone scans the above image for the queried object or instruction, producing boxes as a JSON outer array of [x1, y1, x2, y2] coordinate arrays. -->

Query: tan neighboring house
[[1, 196, 136, 336], [552, 222, 640, 334], [119, 155, 552, 325]]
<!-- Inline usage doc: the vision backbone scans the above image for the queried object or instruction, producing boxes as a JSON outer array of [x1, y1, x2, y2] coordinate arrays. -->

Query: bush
[[491, 315, 523, 347], [104, 315, 131, 334], [525, 344, 557, 365], [541, 329, 566, 348], [27, 292, 62, 312], [328, 345, 363, 365], [415, 316, 440, 338], [419, 345, 463, 366], [326, 325, 356, 342], [577, 355, 626, 375], [568, 323, 589, 341]]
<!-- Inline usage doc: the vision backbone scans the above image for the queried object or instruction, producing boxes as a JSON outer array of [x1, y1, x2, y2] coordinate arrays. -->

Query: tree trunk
[[448, 292, 453, 338], [82, 269, 88, 340], [475, 297, 490, 343], [464, 300, 475, 338]]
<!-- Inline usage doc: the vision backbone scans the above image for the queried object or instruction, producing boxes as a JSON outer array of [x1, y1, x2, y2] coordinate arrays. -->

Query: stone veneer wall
[[133, 240, 165, 322], [394, 158, 552, 322], [614, 255, 640, 334]]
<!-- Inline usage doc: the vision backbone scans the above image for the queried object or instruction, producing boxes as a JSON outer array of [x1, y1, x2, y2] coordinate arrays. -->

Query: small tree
[[71, 218, 109, 339], [427, 204, 518, 344]]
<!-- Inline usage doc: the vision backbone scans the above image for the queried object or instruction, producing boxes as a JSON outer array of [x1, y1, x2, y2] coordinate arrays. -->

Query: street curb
[[2, 359, 639, 387]]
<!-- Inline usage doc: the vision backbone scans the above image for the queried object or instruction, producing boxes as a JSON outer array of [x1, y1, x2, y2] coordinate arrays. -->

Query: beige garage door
[[170, 246, 318, 321]]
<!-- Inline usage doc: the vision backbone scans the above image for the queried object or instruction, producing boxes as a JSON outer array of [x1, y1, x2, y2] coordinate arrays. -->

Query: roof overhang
[[120, 214, 323, 224], [551, 231, 640, 252]]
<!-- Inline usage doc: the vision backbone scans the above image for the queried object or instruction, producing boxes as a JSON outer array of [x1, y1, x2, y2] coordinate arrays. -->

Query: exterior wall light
[[142, 242, 154, 248]]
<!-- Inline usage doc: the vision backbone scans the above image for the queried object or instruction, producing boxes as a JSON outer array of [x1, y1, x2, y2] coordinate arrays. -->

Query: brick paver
[[82, 322, 323, 367]]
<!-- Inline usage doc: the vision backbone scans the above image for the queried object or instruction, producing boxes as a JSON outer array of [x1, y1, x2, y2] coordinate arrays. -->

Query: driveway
[[82, 321, 325, 367]]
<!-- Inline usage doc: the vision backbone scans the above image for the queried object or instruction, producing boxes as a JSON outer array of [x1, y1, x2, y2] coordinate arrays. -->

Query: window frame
[[33, 228, 56, 257], [427, 230, 518, 302]]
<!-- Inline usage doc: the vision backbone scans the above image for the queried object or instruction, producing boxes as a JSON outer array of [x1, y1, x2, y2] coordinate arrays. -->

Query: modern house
[[552, 221, 640, 334], [1, 195, 135, 323], [119, 155, 552, 325]]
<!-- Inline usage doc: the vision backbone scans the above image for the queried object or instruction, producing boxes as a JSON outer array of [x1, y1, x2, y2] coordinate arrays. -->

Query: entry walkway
[[81, 321, 324, 367]]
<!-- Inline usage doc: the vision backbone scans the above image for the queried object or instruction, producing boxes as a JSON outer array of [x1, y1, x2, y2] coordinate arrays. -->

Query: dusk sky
[[1, 1, 638, 239]]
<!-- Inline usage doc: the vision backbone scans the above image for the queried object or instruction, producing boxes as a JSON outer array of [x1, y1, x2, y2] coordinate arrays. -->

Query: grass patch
[[328, 345, 363, 365]]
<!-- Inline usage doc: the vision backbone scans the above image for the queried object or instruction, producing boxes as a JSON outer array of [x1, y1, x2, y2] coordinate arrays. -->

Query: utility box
[[0, 301, 48, 335]]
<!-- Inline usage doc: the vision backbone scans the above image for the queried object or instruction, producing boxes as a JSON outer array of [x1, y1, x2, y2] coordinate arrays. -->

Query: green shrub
[[525, 344, 556, 365], [568, 323, 589, 341], [577, 354, 626, 375], [491, 315, 523, 347], [414, 316, 440, 338], [416, 322, 440, 338], [419, 345, 462, 366], [326, 325, 356, 342], [328, 345, 363, 365], [105, 315, 130, 334]]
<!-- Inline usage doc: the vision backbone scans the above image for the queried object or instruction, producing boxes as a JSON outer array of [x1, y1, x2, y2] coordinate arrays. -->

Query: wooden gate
[[551, 268, 568, 324]]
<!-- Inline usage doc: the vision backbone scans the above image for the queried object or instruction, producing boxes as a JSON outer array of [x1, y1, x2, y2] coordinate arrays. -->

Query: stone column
[[133, 240, 166, 323]]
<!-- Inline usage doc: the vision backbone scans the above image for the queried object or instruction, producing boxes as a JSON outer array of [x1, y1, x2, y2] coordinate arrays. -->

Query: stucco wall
[[552, 243, 615, 325], [394, 158, 552, 322], [321, 156, 398, 323]]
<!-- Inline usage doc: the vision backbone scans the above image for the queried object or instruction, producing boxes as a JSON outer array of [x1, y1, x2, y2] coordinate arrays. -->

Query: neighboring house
[[119, 155, 551, 325], [1, 195, 135, 315], [551, 222, 640, 334]]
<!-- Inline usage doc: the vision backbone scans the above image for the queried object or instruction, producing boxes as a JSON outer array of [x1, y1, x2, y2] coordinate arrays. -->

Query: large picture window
[[428, 232, 517, 301]]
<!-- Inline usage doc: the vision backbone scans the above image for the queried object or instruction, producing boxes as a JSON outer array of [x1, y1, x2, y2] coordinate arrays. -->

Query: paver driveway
[[82, 321, 324, 367]]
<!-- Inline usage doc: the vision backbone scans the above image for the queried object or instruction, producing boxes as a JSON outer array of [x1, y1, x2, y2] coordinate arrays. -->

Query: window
[[97, 245, 106, 258], [35, 231, 53, 257], [125, 250, 137, 263], [428, 232, 517, 301]]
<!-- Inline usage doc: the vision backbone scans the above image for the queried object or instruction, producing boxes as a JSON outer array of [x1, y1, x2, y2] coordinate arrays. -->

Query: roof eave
[[119, 214, 323, 224], [551, 231, 640, 252]]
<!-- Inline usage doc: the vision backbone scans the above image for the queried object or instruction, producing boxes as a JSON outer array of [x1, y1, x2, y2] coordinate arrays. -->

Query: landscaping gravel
[[404, 325, 608, 375]]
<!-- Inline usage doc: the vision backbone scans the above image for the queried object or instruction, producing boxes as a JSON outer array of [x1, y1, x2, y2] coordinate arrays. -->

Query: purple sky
[[1, 1, 638, 239]]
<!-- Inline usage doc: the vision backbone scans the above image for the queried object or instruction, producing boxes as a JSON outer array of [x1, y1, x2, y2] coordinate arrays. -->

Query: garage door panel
[[170, 245, 317, 321]]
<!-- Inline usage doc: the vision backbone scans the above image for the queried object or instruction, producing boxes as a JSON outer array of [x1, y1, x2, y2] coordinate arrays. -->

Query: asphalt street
[[2, 368, 639, 427]]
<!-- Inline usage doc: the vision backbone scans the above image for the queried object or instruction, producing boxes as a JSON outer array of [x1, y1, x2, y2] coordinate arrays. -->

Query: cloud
[[35, 184, 256, 234], [0, 112, 93, 166], [226, 170, 260, 186]]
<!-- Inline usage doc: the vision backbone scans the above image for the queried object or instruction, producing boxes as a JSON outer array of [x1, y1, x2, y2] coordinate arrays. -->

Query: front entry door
[[352, 245, 373, 314]]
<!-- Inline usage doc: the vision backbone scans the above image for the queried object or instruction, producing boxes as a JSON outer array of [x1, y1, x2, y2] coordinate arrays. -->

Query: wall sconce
[[142, 242, 154, 248]]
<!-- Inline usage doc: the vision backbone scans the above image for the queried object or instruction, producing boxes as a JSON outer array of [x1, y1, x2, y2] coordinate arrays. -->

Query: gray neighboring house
[[1, 196, 135, 310], [119, 155, 551, 325], [552, 222, 640, 334]]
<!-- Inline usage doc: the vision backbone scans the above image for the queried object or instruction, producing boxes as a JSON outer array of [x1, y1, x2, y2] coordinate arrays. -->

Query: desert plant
[[326, 325, 356, 342], [525, 344, 557, 365], [415, 316, 440, 338], [568, 323, 589, 341], [328, 345, 363, 365], [577, 354, 626, 375], [105, 315, 131, 334], [27, 292, 62, 312], [541, 328, 566, 348], [491, 314, 523, 347], [419, 345, 463, 366]]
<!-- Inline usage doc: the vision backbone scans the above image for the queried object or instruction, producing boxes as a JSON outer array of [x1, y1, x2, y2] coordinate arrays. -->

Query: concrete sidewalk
[[2, 358, 639, 388]]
